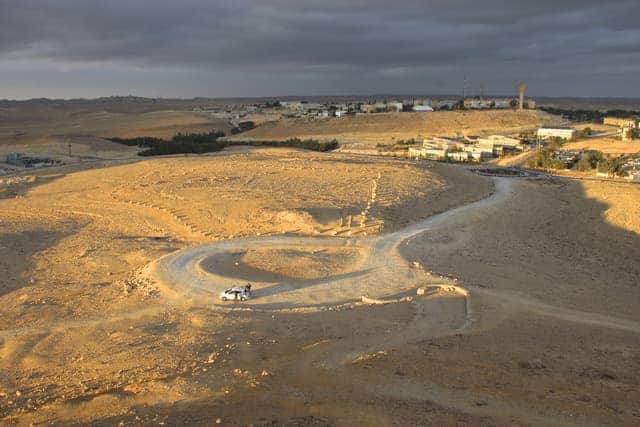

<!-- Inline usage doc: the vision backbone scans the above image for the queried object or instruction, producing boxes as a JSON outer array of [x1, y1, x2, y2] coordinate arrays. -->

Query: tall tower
[[516, 82, 527, 110], [462, 73, 467, 100]]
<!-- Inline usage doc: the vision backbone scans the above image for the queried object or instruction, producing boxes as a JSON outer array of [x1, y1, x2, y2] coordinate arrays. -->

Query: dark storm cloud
[[0, 0, 639, 98]]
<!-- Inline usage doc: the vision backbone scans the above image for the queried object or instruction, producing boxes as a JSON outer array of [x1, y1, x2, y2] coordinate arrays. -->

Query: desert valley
[[2, 1, 640, 425], [1, 96, 639, 426]]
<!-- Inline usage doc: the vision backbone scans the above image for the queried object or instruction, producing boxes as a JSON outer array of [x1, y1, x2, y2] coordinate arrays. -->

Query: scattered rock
[[519, 359, 545, 370], [579, 367, 617, 380], [118, 275, 159, 298]]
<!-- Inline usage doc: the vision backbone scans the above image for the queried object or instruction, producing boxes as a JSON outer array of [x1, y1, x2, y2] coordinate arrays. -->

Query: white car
[[219, 287, 251, 302]]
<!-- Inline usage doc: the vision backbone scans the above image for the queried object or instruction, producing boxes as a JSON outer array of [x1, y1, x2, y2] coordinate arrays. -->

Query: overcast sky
[[1, 0, 639, 99]]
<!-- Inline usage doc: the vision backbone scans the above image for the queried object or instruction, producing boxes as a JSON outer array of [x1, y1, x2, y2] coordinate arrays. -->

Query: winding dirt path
[[4, 176, 638, 343], [148, 180, 512, 310], [150, 176, 640, 336]]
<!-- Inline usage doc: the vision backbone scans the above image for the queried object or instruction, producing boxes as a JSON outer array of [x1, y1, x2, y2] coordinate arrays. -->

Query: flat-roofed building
[[469, 146, 494, 161], [413, 105, 434, 112], [389, 102, 404, 112], [604, 117, 639, 128], [409, 146, 448, 160], [422, 137, 462, 150], [537, 127, 577, 140], [449, 151, 471, 162], [478, 135, 521, 148]]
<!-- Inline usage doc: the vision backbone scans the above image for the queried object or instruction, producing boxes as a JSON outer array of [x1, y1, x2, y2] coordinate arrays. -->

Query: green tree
[[573, 150, 602, 172]]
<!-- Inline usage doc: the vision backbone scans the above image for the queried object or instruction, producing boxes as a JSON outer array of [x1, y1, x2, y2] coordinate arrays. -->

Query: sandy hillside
[[0, 151, 500, 425], [0, 104, 638, 427], [1, 151, 639, 425], [402, 177, 640, 316], [563, 137, 640, 154], [0, 107, 231, 163], [229, 110, 562, 147], [0, 149, 490, 323]]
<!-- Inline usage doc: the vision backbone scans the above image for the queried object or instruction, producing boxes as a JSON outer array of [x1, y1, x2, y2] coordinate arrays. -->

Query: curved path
[[148, 179, 511, 311], [149, 176, 640, 335]]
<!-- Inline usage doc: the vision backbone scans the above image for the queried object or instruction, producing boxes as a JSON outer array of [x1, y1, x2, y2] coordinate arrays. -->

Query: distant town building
[[4, 153, 61, 168], [477, 135, 524, 154], [412, 105, 434, 112], [537, 127, 577, 140], [409, 146, 447, 160], [435, 100, 458, 109], [493, 99, 512, 109], [604, 117, 639, 128], [360, 103, 387, 113], [621, 127, 636, 141], [389, 102, 404, 112], [448, 151, 471, 162]]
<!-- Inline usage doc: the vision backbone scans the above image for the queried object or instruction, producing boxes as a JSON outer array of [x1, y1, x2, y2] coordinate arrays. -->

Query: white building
[[390, 102, 404, 112], [413, 105, 434, 112], [478, 135, 521, 148], [449, 151, 471, 162], [422, 137, 461, 150], [280, 101, 303, 111], [408, 147, 447, 160], [604, 117, 639, 128], [537, 127, 577, 140], [469, 146, 494, 161], [493, 99, 511, 109]]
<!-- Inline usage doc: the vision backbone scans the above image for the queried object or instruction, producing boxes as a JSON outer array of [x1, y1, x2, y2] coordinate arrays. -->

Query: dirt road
[[3, 161, 640, 425], [151, 176, 640, 330], [143, 176, 640, 426], [149, 179, 511, 308]]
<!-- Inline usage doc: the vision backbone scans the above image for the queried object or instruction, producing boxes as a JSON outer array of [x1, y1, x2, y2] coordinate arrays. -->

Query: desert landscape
[[2, 1, 640, 424], [1, 97, 639, 426]]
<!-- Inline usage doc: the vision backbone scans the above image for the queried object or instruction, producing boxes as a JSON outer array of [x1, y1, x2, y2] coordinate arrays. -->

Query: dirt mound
[[201, 246, 364, 282]]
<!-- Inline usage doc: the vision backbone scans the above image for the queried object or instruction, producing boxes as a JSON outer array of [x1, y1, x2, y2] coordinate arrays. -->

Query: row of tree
[[528, 148, 627, 176], [108, 131, 339, 156], [108, 131, 225, 156], [526, 148, 567, 170], [540, 107, 640, 123], [230, 138, 339, 152]]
